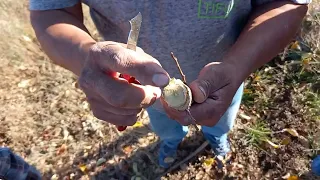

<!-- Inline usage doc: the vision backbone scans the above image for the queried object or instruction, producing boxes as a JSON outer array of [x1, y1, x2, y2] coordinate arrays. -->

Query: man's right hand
[[78, 41, 170, 126], [30, 5, 169, 126]]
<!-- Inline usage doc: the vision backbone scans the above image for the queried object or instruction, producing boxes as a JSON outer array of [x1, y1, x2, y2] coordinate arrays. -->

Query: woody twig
[[170, 52, 186, 83], [170, 52, 199, 131], [157, 140, 210, 178]]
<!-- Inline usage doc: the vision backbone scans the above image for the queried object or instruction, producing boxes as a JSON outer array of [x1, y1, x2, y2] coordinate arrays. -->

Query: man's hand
[[30, 4, 170, 126], [161, 62, 242, 127], [78, 41, 170, 126]]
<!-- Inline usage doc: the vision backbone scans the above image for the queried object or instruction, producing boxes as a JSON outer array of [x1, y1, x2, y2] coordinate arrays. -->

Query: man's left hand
[[161, 62, 243, 127]]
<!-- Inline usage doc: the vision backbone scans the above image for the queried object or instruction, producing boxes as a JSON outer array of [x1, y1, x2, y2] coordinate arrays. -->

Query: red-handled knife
[[114, 12, 142, 131], [115, 73, 141, 131]]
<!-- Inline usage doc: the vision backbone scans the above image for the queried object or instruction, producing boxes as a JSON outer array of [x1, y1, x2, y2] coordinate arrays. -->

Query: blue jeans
[[312, 155, 320, 176], [0, 147, 42, 180], [146, 83, 244, 167]]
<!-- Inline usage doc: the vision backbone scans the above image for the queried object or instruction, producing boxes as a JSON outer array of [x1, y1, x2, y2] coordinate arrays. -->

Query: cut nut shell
[[162, 78, 192, 111]]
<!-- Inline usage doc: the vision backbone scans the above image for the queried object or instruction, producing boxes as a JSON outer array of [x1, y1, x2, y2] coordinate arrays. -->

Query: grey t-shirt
[[29, 0, 311, 112]]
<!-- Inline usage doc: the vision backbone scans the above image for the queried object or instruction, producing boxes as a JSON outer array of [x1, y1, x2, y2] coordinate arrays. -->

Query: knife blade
[[116, 12, 143, 132], [127, 12, 142, 51]]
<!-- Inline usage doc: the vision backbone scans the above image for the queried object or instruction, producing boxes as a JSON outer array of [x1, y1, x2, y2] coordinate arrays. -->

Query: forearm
[[224, 1, 308, 82], [30, 3, 96, 76]]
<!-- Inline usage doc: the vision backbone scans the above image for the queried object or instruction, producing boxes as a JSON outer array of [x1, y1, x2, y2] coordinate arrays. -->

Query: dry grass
[[0, 1, 319, 180]]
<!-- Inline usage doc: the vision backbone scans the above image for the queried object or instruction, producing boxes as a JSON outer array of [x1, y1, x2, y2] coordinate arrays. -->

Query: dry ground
[[0, 1, 319, 180]]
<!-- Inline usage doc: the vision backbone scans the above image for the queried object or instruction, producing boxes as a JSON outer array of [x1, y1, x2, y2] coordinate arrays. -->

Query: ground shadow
[[300, 171, 320, 180], [41, 121, 208, 180]]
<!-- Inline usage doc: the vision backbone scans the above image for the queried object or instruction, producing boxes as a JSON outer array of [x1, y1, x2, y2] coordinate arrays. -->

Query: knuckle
[[108, 50, 133, 69], [109, 51, 121, 64]]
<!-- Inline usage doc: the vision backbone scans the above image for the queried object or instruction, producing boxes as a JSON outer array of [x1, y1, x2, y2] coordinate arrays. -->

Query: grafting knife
[[116, 12, 143, 132]]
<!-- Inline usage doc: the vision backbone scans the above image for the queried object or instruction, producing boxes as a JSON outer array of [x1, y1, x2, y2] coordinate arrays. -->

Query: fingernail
[[198, 86, 207, 98], [152, 74, 169, 87]]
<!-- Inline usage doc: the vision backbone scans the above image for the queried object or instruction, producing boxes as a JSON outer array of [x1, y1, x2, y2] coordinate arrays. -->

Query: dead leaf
[[56, 144, 67, 155], [22, 35, 32, 42], [264, 139, 280, 148], [281, 137, 291, 145], [282, 173, 290, 179], [216, 155, 227, 165], [287, 175, 298, 180], [239, 113, 251, 120], [63, 127, 69, 140], [283, 128, 299, 137], [301, 53, 312, 60], [18, 79, 31, 88], [28, 87, 37, 93], [78, 164, 87, 173], [69, 173, 75, 179], [302, 57, 311, 69], [203, 158, 215, 167], [82, 101, 89, 110], [290, 41, 301, 50], [253, 75, 261, 81], [244, 89, 252, 94], [65, 90, 70, 97], [73, 81, 79, 89], [133, 121, 143, 128], [123, 145, 133, 154], [140, 110, 148, 119], [51, 174, 59, 180]]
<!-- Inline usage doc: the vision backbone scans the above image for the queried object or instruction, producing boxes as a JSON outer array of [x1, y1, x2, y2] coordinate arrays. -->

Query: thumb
[[190, 62, 231, 103], [93, 42, 170, 87], [189, 78, 213, 103]]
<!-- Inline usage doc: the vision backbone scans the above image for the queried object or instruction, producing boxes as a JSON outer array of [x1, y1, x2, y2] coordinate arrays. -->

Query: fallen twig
[[157, 140, 209, 179], [139, 150, 159, 166], [303, 148, 320, 152]]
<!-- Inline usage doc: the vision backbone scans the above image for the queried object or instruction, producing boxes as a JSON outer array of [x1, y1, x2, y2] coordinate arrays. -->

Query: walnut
[[162, 78, 192, 111]]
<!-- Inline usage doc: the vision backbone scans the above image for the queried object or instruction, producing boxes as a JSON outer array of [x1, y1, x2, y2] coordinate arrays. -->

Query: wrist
[[76, 40, 96, 76], [223, 57, 249, 85]]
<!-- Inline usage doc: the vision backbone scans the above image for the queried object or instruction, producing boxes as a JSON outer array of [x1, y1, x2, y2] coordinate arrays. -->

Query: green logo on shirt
[[198, 0, 235, 19]]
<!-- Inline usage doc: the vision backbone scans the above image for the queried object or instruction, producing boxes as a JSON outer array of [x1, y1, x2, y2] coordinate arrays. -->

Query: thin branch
[[303, 148, 320, 152], [186, 109, 200, 131], [170, 52, 201, 133], [157, 140, 209, 179], [170, 52, 186, 83]]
